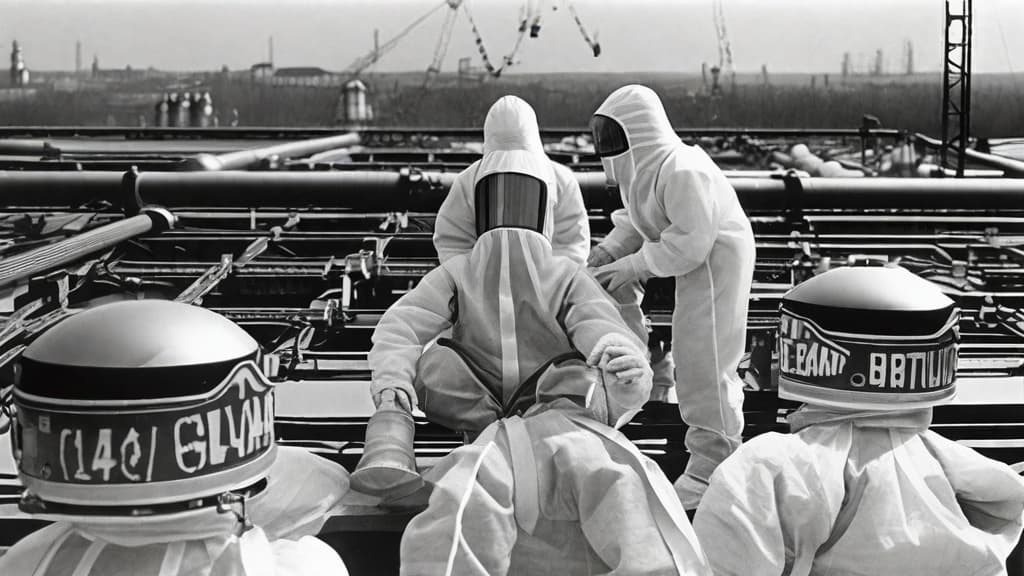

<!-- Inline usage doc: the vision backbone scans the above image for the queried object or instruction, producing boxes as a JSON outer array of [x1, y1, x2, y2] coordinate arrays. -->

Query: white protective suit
[[591, 85, 756, 508], [400, 396, 710, 576], [433, 95, 590, 265], [0, 447, 351, 576], [370, 133, 645, 438], [694, 406, 1024, 576]]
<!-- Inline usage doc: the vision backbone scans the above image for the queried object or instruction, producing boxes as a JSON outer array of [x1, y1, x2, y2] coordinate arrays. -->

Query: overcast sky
[[2, 0, 1023, 75]]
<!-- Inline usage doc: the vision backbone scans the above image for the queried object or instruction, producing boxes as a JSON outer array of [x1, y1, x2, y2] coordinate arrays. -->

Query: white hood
[[593, 84, 680, 205]]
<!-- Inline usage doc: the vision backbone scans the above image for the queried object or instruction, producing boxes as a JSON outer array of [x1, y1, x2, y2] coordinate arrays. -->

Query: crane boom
[[343, 0, 448, 77]]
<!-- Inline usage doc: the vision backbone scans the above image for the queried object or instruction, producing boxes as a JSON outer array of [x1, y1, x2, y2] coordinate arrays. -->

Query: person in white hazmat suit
[[588, 84, 756, 510], [694, 265, 1024, 576], [433, 94, 590, 266], [0, 300, 351, 576], [352, 116, 669, 499], [399, 359, 711, 575]]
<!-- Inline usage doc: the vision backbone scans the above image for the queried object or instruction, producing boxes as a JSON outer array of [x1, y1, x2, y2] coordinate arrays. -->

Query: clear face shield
[[474, 172, 549, 237]]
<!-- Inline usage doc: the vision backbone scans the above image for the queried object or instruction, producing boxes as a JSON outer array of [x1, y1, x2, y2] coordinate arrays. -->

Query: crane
[[424, 0, 463, 88], [341, 0, 450, 78]]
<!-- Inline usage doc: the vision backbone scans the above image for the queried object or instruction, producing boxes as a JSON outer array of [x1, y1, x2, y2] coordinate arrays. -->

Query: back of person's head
[[10, 300, 277, 522], [777, 265, 959, 411]]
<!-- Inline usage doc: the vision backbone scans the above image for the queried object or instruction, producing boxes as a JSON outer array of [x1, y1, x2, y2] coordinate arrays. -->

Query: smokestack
[[76, 41, 82, 75], [905, 40, 914, 75], [268, 36, 274, 66]]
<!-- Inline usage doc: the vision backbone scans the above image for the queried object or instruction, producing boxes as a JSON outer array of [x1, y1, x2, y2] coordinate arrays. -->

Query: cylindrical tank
[[154, 93, 170, 127], [344, 79, 369, 124], [166, 93, 180, 127], [188, 92, 203, 127], [199, 91, 214, 128], [176, 91, 192, 128]]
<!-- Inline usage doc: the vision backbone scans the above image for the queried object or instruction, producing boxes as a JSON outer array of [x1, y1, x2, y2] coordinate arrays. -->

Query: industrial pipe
[[0, 208, 175, 289], [0, 125, 906, 141], [4, 171, 1024, 211], [182, 133, 361, 171], [914, 133, 1024, 178]]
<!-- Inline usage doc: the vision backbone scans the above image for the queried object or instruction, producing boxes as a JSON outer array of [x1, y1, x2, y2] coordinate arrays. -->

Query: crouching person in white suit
[[401, 342, 710, 575], [0, 300, 351, 576]]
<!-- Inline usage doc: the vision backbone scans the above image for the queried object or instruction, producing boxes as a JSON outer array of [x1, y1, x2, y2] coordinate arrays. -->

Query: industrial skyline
[[1, 0, 1022, 76]]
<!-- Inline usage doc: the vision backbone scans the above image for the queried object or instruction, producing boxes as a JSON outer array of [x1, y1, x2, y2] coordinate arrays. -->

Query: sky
[[1, 0, 1023, 75]]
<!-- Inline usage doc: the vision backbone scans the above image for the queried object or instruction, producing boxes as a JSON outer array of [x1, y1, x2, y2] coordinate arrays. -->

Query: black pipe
[[3, 170, 1024, 211], [0, 126, 906, 140], [0, 208, 175, 289]]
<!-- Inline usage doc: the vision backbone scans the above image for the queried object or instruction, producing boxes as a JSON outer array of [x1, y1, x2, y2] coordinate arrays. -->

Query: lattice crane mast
[[424, 0, 463, 88]]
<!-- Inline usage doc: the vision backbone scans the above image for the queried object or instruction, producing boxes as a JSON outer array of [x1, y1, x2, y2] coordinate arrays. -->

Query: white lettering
[[206, 410, 228, 465], [91, 429, 116, 482], [174, 415, 206, 474], [59, 429, 72, 481], [120, 427, 142, 482], [869, 353, 886, 387], [72, 430, 91, 481], [890, 354, 906, 389]]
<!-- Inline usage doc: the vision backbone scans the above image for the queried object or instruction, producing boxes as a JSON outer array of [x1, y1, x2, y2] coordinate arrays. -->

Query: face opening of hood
[[474, 172, 548, 236], [589, 114, 629, 158]]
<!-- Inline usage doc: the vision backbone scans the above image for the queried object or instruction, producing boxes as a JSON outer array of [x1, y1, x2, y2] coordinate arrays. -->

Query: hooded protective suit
[[369, 128, 645, 439], [433, 95, 590, 265], [693, 407, 1024, 576], [590, 85, 756, 508], [0, 446, 351, 576], [400, 388, 711, 576]]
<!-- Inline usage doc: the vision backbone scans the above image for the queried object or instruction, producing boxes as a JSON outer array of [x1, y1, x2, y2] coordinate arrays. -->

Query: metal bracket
[[175, 254, 233, 305], [781, 170, 805, 228]]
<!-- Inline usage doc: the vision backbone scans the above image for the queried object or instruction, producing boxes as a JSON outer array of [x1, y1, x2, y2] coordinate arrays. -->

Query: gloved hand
[[604, 352, 654, 411], [587, 333, 654, 426], [370, 380, 416, 413], [593, 254, 652, 293], [586, 245, 616, 269]]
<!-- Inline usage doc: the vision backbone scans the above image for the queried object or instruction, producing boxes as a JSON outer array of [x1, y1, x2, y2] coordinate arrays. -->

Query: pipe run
[[4, 170, 1024, 211], [0, 208, 175, 289], [182, 132, 361, 171]]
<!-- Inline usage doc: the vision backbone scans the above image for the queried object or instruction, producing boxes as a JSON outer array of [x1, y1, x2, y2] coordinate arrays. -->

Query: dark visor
[[474, 172, 547, 236], [589, 114, 629, 157]]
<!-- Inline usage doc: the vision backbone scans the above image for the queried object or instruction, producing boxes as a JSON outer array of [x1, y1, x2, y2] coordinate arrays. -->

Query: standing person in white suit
[[587, 84, 756, 511]]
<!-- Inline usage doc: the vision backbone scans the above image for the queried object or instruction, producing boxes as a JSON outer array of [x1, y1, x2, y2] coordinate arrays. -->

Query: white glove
[[603, 353, 654, 411], [593, 254, 652, 293], [587, 333, 653, 427], [369, 380, 416, 413], [586, 245, 616, 269]]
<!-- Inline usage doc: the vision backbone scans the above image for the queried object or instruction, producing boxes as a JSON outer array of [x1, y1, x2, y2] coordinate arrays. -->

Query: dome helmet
[[777, 265, 960, 411], [9, 300, 276, 517]]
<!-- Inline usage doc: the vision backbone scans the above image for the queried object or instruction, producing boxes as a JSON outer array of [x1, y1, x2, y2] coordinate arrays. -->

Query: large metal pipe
[[4, 170, 1024, 211], [915, 133, 1024, 178], [0, 126, 906, 140], [182, 132, 361, 171], [0, 208, 175, 289]]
